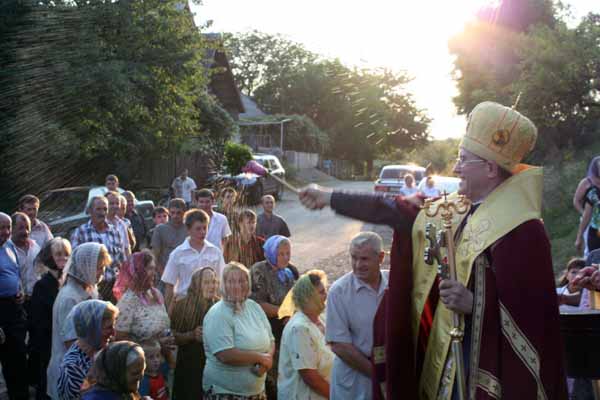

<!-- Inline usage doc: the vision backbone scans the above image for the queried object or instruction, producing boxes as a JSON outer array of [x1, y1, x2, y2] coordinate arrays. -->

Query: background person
[[399, 174, 418, 197], [202, 262, 275, 400], [11, 212, 41, 301], [223, 209, 265, 268], [256, 195, 290, 239], [0, 211, 28, 400], [123, 191, 146, 252], [139, 340, 169, 400], [171, 267, 219, 400], [29, 237, 72, 400], [152, 199, 186, 283], [147, 207, 169, 250], [278, 270, 333, 400], [171, 169, 197, 208], [196, 189, 231, 251], [104, 175, 119, 192], [47, 243, 111, 400], [18, 194, 53, 248], [57, 300, 118, 400]]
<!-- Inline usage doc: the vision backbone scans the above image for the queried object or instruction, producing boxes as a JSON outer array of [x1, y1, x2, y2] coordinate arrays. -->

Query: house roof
[[239, 94, 266, 119], [203, 33, 245, 116]]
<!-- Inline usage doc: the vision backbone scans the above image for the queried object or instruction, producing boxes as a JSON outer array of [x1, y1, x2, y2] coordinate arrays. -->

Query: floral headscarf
[[113, 251, 162, 305], [263, 235, 294, 284], [68, 299, 110, 350], [278, 270, 328, 319], [65, 242, 103, 287]]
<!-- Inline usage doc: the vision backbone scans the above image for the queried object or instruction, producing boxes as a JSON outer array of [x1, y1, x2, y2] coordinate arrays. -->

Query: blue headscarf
[[587, 156, 600, 180], [263, 235, 294, 284], [68, 299, 110, 350]]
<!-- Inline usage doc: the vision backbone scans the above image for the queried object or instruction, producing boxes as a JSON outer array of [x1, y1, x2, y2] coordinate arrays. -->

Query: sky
[[190, 0, 597, 140]]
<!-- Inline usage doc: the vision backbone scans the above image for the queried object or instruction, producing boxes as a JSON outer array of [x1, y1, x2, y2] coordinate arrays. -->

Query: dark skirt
[[587, 227, 600, 253], [172, 342, 205, 400]]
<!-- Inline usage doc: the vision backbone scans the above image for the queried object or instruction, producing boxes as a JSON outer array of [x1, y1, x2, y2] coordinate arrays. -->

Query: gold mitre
[[460, 101, 537, 174]]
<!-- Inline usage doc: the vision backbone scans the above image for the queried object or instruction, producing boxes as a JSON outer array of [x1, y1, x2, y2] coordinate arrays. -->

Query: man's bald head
[[0, 212, 11, 246]]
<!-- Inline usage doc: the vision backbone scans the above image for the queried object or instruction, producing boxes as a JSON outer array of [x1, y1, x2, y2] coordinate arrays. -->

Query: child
[[146, 207, 170, 249], [139, 340, 169, 400], [556, 257, 586, 311]]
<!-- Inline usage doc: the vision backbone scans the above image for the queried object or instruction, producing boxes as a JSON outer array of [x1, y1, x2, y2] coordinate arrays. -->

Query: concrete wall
[[284, 151, 319, 170]]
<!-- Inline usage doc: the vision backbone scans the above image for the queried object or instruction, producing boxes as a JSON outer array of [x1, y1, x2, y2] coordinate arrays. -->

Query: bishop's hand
[[439, 279, 473, 315], [299, 184, 333, 210]]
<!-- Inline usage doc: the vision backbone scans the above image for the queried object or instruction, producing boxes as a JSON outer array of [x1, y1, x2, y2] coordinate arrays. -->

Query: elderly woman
[[113, 250, 172, 343], [29, 237, 71, 400], [57, 300, 118, 400], [171, 267, 219, 400], [250, 235, 299, 398], [48, 242, 111, 400], [203, 262, 275, 400], [82, 341, 146, 400], [277, 270, 333, 400]]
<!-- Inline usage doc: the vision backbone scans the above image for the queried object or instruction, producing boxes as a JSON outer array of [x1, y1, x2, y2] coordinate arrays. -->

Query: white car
[[374, 164, 426, 195]]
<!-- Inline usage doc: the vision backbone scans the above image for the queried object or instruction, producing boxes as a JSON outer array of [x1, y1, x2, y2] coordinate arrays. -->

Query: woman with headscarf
[[82, 341, 146, 400], [48, 242, 111, 400], [277, 270, 333, 400], [576, 156, 600, 254], [113, 250, 172, 359], [574, 156, 600, 255], [250, 235, 299, 399], [170, 267, 219, 400], [57, 300, 118, 400], [29, 237, 71, 400], [202, 262, 275, 400]]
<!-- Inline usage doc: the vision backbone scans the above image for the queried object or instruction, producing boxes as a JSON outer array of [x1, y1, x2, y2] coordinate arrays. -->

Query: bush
[[223, 142, 253, 175]]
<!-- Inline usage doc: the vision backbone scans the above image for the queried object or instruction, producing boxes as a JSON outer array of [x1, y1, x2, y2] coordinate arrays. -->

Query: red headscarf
[[113, 252, 163, 305]]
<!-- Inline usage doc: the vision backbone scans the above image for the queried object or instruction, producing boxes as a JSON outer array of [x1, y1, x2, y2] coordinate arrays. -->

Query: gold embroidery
[[459, 219, 492, 258], [477, 369, 502, 399], [373, 346, 386, 365], [499, 302, 548, 400], [468, 255, 488, 399], [436, 355, 454, 400]]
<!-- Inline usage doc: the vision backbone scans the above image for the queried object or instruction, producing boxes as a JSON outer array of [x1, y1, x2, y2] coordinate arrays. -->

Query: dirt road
[[273, 180, 393, 281]]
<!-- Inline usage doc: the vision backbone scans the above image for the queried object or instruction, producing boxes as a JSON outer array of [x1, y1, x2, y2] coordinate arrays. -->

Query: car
[[418, 175, 461, 195], [38, 186, 155, 239], [210, 154, 286, 204], [374, 164, 426, 195]]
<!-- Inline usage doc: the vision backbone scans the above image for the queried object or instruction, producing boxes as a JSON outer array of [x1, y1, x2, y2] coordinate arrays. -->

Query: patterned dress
[[57, 343, 93, 400], [115, 290, 170, 343]]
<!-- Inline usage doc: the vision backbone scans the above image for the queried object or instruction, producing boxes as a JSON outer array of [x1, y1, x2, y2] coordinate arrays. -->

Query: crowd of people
[[1, 171, 384, 400], [5, 100, 600, 400]]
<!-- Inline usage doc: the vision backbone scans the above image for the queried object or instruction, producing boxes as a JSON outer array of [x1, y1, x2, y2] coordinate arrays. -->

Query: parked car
[[208, 154, 286, 204], [374, 164, 426, 195], [38, 186, 155, 239], [417, 175, 461, 195]]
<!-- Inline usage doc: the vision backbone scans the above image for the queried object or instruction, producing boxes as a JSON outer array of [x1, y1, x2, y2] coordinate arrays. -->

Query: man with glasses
[[299, 102, 566, 399]]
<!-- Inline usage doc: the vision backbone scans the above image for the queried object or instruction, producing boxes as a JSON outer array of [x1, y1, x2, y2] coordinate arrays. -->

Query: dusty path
[[273, 180, 393, 281]]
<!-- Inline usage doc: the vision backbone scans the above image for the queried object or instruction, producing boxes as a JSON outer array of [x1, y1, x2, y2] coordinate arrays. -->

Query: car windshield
[[381, 168, 413, 180], [38, 190, 88, 223]]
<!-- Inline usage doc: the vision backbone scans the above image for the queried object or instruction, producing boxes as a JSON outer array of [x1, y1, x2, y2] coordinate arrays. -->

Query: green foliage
[[390, 138, 461, 175], [449, 3, 600, 160], [226, 32, 430, 166], [223, 142, 253, 176]]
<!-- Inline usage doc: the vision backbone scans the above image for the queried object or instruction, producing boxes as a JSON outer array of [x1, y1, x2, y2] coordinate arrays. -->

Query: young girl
[[556, 257, 586, 311]]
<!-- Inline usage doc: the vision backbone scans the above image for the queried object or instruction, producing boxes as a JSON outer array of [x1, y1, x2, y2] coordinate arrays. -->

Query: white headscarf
[[64, 242, 103, 287]]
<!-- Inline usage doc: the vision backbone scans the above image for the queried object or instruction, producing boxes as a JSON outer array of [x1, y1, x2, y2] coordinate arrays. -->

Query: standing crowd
[[0, 171, 389, 400]]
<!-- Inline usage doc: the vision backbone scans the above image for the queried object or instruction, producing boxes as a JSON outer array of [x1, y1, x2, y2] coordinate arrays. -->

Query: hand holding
[[299, 184, 333, 210], [439, 279, 473, 314]]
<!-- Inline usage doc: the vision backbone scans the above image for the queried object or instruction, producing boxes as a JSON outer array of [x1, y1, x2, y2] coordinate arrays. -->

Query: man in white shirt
[[17, 194, 53, 248], [161, 209, 225, 310], [326, 232, 388, 400], [195, 189, 231, 250], [10, 212, 41, 299], [171, 169, 197, 207]]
